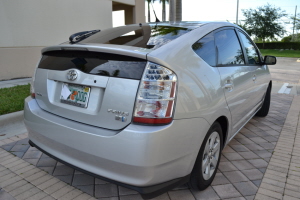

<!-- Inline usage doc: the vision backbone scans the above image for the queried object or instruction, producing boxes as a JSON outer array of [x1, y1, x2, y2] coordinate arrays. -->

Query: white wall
[[0, 0, 113, 47], [0, 47, 43, 80], [114, 0, 135, 6]]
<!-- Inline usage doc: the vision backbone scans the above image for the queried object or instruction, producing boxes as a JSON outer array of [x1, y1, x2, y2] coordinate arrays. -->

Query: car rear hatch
[[33, 45, 149, 130]]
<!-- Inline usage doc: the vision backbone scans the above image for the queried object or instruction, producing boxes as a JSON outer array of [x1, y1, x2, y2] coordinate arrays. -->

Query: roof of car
[[147, 21, 208, 29], [73, 21, 229, 50]]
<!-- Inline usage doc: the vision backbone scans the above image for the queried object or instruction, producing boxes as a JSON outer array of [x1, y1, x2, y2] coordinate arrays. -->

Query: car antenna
[[151, 2, 160, 23]]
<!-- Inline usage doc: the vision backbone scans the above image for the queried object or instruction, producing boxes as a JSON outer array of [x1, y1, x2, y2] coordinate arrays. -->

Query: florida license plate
[[60, 83, 91, 108]]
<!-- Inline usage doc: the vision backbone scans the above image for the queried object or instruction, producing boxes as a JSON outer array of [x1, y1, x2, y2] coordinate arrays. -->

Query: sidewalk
[[0, 135, 96, 200], [0, 93, 299, 200], [0, 78, 31, 89], [0, 78, 31, 140]]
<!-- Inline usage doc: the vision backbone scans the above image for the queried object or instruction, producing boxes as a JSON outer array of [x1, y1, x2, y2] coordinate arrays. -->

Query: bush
[[255, 42, 300, 50]]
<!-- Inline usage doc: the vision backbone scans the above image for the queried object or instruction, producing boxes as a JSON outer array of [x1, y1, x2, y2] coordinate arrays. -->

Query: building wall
[[0, 0, 145, 80], [0, 47, 43, 80], [134, 0, 146, 24]]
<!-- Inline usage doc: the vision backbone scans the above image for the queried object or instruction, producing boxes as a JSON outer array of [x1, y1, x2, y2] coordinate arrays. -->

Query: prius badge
[[108, 109, 129, 122]]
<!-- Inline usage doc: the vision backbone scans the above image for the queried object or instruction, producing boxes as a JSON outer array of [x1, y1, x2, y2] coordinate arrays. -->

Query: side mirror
[[264, 55, 276, 65]]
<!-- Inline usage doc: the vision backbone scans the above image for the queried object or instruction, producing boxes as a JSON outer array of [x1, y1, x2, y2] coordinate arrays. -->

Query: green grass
[[0, 84, 30, 115], [260, 49, 300, 58]]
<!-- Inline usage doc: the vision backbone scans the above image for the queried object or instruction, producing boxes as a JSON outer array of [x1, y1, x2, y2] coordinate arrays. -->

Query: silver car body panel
[[42, 44, 151, 59], [25, 96, 210, 186], [24, 21, 271, 189], [147, 22, 271, 144], [147, 22, 234, 142], [34, 68, 139, 130]]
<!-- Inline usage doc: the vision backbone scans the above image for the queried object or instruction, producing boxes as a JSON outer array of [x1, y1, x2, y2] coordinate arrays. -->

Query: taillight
[[30, 57, 41, 99], [133, 62, 177, 125], [30, 83, 35, 98]]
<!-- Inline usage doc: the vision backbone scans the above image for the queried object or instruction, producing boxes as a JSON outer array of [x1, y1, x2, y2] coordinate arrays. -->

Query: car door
[[236, 30, 269, 104], [216, 28, 258, 137]]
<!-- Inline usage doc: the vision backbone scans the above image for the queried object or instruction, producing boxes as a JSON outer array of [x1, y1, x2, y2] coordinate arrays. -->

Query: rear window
[[79, 24, 193, 50], [39, 51, 147, 80]]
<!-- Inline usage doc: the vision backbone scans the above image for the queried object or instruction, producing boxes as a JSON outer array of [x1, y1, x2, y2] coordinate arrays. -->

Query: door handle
[[224, 84, 233, 89], [224, 83, 233, 91]]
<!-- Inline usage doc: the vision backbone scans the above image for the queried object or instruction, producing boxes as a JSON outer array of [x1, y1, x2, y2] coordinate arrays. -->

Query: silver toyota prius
[[24, 21, 275, 198]]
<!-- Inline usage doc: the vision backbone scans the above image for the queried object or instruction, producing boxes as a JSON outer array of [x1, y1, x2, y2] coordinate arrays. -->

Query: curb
[[0, 111, 24, 127], [0, 111, 26, 139]]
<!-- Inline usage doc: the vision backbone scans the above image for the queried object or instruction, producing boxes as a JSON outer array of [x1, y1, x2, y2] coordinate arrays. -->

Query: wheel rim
[[202, 131, 220, 180]]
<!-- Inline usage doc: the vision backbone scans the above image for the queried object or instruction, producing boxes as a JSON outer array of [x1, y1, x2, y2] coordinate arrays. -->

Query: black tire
[[189, 122, 223, 190], [255, 84, 271, 117]]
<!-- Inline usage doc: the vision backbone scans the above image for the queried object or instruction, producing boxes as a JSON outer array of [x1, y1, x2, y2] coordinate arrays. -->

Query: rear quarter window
[[192, 32, 216, 66]]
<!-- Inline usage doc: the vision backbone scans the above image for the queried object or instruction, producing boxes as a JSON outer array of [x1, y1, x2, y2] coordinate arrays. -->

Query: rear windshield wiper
[[69, 30, 100, 44]]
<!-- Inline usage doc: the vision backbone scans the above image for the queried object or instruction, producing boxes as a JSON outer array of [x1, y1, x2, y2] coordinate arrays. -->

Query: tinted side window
[[238, 31, 260, 64], [215, 29, 245, 65], [192, 33, 216, 66]]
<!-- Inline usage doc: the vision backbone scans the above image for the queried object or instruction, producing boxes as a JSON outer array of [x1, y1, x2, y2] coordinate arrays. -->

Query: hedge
[[255, 42, 300, 50]]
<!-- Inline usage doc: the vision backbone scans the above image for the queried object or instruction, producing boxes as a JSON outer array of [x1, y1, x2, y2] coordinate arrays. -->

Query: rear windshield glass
[[39, 51, 147, 80], [79, 24, 193, 49]]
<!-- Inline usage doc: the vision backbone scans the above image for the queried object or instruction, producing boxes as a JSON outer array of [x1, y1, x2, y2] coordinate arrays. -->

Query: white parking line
[[278, 83, 289, 93], [284, 87, 292, 94]]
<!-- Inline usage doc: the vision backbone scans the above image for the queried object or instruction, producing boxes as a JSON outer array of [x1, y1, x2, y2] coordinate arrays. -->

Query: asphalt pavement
[[268, 57, 300, 95]]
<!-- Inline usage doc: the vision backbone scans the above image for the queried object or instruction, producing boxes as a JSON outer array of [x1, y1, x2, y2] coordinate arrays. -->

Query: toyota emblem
[[67, 70, 78, 81]]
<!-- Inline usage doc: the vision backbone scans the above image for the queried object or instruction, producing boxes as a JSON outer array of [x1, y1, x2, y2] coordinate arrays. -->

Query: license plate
[[60, 83, 91, 108]]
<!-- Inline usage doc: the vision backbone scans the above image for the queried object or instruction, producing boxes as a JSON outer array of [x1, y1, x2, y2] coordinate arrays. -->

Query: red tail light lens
[[30, 82, 35, 99], [133, 62, 177, 125]]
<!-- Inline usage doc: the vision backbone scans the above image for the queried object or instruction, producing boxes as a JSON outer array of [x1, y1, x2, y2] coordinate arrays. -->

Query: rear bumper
[[29, 139, 189, 199], [24, 97, 210, 193]]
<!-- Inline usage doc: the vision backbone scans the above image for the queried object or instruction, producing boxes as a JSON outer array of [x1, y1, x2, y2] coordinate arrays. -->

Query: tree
[[146, 0, 156, 22], [169, 0, 181, 22], [159, 0, 169, 22], [291, 13, 300, 41], [281, 33, 300, 42], [175, 0, 182, 21], [242, 4, 287, 48], [291, 13, 300, 29]]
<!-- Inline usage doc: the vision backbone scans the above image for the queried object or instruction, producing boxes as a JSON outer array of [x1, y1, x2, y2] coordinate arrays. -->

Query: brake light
[[30, 57, 41, 99], [29, 75, 35, 98], [133, 62, 177, 125]]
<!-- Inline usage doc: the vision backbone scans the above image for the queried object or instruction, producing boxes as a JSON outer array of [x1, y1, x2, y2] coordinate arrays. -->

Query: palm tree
[[146, 0, 156, 22], [169, 0, 181, 22], [160, 0, 169, 22], [175, 0, 182, 21]]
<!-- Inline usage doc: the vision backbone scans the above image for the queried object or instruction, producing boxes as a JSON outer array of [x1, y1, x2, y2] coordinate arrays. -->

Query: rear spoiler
[[41, 44, 152, 60]]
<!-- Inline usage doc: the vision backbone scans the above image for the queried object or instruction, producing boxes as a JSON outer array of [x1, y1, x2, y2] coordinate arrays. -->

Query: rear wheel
[[255, 84, 271, 117], [189, 122, 223, 190]]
